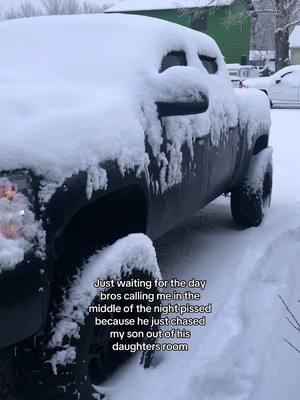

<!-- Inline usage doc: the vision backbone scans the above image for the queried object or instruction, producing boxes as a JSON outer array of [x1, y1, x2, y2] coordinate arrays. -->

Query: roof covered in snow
[[106, 0, 234, 12], [290, 26, 300, 48]]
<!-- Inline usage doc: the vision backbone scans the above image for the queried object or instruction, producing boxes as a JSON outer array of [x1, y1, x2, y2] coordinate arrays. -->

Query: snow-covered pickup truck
[[0, 13, 272, 400]]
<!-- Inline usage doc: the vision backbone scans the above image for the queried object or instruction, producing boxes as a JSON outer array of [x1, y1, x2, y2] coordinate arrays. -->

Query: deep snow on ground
[[98, 109, 300, 400]]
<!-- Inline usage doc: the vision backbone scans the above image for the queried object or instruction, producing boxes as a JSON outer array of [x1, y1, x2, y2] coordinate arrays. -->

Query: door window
[[199, 55, 218, 74], [271, 71, 300, 101], [280, 71, 300, 85], [160, 51, 187, 72], [281, 71, 293, 79]]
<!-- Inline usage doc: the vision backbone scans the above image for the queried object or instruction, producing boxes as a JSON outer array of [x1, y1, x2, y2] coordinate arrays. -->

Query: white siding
[[291, 48, 300, 65]]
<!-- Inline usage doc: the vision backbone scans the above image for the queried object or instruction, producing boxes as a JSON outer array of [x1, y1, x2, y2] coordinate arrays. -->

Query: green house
[[106, 0, 252, 64]]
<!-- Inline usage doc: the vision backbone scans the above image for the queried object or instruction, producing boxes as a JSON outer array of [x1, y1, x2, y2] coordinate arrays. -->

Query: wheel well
[[253, 135, 269, 155], [260, 89, 268, 97], [260, 89, 273, 107], [53, 185, 148, 267]]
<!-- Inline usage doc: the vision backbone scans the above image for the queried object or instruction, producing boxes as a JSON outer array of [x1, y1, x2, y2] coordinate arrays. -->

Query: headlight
[[0, 171, 34, 199], [0, 171, 45, 271], [0, 172, 34, 239]]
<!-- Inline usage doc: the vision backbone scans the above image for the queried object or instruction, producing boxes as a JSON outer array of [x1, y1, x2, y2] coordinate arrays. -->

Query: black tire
[[231, 148, 273, 228], [0, 348, 24, 400], [12, 236, 161, 400]]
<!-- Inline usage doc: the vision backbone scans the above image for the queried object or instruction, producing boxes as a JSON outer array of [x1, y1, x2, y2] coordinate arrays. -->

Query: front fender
[[43, 161, 150, 245]]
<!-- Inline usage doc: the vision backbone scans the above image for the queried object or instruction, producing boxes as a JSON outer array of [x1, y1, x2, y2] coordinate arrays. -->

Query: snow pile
[[0, 177, 45, 272], [235, 88, 271, 149], [48, 233, 161, 371], [183, 227, 300, 400], [0, 14, 238, 202]]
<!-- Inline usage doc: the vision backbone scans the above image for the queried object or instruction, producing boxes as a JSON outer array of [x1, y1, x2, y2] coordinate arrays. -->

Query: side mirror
[[155, 66, 209, 118], [156, 98, 208, 118], [276, 79, 281, 84]]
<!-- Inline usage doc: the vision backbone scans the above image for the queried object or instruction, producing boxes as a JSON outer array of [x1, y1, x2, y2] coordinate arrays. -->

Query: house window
[[160, 51, 187, 72], [191, 11, 208, 32]]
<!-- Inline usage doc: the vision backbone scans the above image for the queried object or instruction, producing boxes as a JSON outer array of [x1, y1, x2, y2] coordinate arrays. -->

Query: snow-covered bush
[[2, 1, 43, 19]]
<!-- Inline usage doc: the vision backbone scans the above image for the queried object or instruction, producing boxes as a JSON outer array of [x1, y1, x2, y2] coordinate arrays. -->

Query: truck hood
[[0, 82, 148, 203]]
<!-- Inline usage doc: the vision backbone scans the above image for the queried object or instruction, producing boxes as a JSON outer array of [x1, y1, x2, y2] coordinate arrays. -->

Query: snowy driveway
[[101, 109, 300, 400]]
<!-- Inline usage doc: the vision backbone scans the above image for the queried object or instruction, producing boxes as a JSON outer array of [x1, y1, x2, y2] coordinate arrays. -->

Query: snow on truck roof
[[0, 13, 220, 82], [0, 14, 237, 204], [106, 0, 233, 12]]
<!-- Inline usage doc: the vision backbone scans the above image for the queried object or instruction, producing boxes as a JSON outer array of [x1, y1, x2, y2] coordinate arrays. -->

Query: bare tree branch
[[285, 316, 300, 332], [185, 0, 300, 70], [276, 18, 300, 32], [1, 0, 110, 20], [284, 338, 300, 354], [279, 295, 300, 330]]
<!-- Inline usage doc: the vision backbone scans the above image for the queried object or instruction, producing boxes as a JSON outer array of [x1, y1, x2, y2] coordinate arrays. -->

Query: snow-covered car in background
[[0, 14, 272, 400], [227, 63, 260, 87], [243, 65, 300, 107]]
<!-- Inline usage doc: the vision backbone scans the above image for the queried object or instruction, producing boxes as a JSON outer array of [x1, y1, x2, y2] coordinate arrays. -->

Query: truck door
[[146, 51, 209, 239], [197, 54, 239, 201]]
